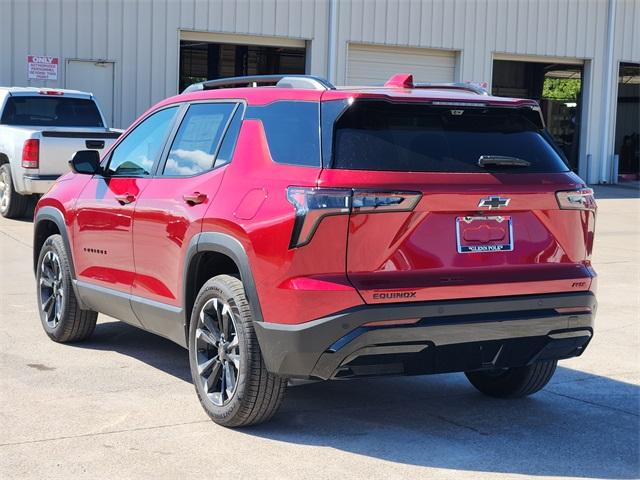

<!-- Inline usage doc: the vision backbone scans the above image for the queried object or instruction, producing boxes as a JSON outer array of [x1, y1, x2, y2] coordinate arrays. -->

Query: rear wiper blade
[[478, 155, 531, 167]]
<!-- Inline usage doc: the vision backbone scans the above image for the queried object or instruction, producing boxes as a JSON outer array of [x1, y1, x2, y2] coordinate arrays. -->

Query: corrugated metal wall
[[0, 0, 327, 129], [332, 0, 639, 182], [0, 0, 638, 182]]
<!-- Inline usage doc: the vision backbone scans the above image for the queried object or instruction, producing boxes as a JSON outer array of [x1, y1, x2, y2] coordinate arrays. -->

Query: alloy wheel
[[0, 169, 10, 213], [195, 297, 241, 406], [39, 251, 64, 328]]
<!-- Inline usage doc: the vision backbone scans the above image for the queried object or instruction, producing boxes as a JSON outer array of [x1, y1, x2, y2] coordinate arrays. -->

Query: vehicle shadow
[[81, 319, 192, 382], [82, 320, 639, 479]]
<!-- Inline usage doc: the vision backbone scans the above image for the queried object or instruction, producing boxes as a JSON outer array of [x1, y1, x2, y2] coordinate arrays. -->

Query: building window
[[179, 41, 306, 92]]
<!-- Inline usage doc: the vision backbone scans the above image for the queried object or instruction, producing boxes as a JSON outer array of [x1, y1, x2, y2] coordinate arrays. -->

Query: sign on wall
[[27, 55, 59, 81]]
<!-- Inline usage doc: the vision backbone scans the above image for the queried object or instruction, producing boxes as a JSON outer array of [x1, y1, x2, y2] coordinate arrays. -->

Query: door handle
[[115, 193, 136, 205], [183, 192, 207, 205]]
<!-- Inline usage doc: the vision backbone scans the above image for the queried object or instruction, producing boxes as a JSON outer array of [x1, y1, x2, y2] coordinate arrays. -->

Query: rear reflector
[[362, 318, 421, 327], [556, 188, 596, 211], [554, 307, 593, 314], [286, 187, 421, 248], [21, 139, 40, 169]]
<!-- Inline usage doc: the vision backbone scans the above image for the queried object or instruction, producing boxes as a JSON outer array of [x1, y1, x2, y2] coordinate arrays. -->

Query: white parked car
[[0, 87, 121, 218]]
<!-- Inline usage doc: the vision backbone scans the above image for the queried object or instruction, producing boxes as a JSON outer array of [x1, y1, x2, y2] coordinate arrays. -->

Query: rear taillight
[[286, 187, 421, 248], [352, 191, 422, 213], [22, 139, 40, 169], [556, 188, 596, 211], [287, 188, 351, 248]]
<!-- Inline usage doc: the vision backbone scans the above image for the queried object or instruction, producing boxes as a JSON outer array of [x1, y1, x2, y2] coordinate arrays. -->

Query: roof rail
[[413, 82, 489, 96], [182, 74, 335, 93]]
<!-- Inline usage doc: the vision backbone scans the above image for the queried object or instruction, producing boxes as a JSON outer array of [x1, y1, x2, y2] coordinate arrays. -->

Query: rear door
[[319, 99, 595, 304], [131, 102, 240, 340]]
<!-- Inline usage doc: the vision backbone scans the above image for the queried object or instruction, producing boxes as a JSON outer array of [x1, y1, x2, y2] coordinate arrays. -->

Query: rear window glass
[[246, 101, 320, 167], [331, 101, 569, 173], [1, 96, 104, 127]]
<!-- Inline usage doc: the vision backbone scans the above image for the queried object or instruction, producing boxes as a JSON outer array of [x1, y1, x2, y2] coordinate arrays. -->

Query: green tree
[[543, 78, 581, 101]]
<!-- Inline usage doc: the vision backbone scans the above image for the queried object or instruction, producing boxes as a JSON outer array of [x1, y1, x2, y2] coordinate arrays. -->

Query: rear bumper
[[22, 174, 59, 194], [254, 292, 596, 379]]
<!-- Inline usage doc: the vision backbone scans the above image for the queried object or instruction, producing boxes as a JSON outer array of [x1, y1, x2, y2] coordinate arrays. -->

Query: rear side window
[[163, 103, 236, 176], [1, 96, 104, 127], [331, 100, 569, 173], [247, 101, 320, 167]]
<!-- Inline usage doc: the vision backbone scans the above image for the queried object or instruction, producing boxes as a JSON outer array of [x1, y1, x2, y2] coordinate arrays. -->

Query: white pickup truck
[[0, 87, 121, 218]]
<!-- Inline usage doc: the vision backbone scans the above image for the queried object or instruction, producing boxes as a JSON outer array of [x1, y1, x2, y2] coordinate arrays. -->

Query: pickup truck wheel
[[0, 164, 29, 219], [188, 275, 286, 427], [465, 360, 557, 398], [36, 234, 98, 342]]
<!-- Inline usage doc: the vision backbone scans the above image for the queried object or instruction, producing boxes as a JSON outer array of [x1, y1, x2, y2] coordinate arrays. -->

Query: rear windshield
[[1, 96, 104, 127], [331, 100, 569, 173]]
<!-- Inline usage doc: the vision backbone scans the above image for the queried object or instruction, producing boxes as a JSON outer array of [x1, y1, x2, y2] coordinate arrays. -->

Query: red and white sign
[[27, 56, 59, 81]]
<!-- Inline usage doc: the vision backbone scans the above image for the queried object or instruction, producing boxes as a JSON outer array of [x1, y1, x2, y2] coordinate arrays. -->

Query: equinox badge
[[478, 196, 510, 209]]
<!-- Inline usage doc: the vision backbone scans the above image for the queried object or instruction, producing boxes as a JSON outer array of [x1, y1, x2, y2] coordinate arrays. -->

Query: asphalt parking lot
[[0, 185, 638, 479]]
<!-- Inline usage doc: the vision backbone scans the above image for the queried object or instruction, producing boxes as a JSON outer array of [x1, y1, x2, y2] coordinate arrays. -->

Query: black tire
[[36, 234, 98, 342], [188, 275, 286, 427], [0, 163, 30, 219], [465, 360, 557, 398]]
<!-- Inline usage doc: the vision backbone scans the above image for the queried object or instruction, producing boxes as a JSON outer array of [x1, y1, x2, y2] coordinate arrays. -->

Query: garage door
[[346, 44, 456, 85]]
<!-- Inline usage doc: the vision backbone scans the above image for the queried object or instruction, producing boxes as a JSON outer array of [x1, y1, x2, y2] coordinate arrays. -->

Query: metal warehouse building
[[1, 0, 638, 184]]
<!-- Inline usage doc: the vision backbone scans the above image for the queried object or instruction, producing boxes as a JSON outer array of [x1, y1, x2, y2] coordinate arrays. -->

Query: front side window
[[106, 106, 178, 176], [163, 103, 236, 176]]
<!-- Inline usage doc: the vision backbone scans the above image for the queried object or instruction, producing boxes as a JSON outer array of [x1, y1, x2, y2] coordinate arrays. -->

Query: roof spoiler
[[183, 74, 335, 93], [384, 73, 489, 95]]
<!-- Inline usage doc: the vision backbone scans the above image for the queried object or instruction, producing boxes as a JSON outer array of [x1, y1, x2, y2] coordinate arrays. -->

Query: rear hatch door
[[319, 99, 596, 304]]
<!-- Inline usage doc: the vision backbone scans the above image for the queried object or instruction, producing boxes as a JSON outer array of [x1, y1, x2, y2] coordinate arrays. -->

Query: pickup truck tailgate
[[36, 128, 120, 176]]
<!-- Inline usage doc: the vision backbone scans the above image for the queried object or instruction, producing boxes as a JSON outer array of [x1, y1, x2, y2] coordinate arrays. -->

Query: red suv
[[33, 73, 597, 427]]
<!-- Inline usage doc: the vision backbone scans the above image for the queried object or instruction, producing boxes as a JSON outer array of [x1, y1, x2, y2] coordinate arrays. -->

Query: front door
[[73, 105, 179, 324]]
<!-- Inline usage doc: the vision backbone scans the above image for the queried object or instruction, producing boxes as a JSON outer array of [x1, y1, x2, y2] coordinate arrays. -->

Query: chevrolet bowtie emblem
[[478, 196, 510, 209]]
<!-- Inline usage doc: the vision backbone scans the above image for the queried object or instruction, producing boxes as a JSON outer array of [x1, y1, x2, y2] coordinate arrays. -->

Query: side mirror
[[69, 150, 102, 175]]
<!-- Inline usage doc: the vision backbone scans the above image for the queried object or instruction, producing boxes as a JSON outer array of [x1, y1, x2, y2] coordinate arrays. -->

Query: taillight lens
[[556, 188, 596, 211], [286, 187, 421, 248], [287, 188, 351, 248], [352, 191, 422, 213], [22, 139, 40, 168]]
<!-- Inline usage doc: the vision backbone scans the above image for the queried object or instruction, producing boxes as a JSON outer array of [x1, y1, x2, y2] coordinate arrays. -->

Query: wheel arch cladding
[[33, 206, 89, 310], [33, 207, 69, 275], [183, 232, 265, 343]]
